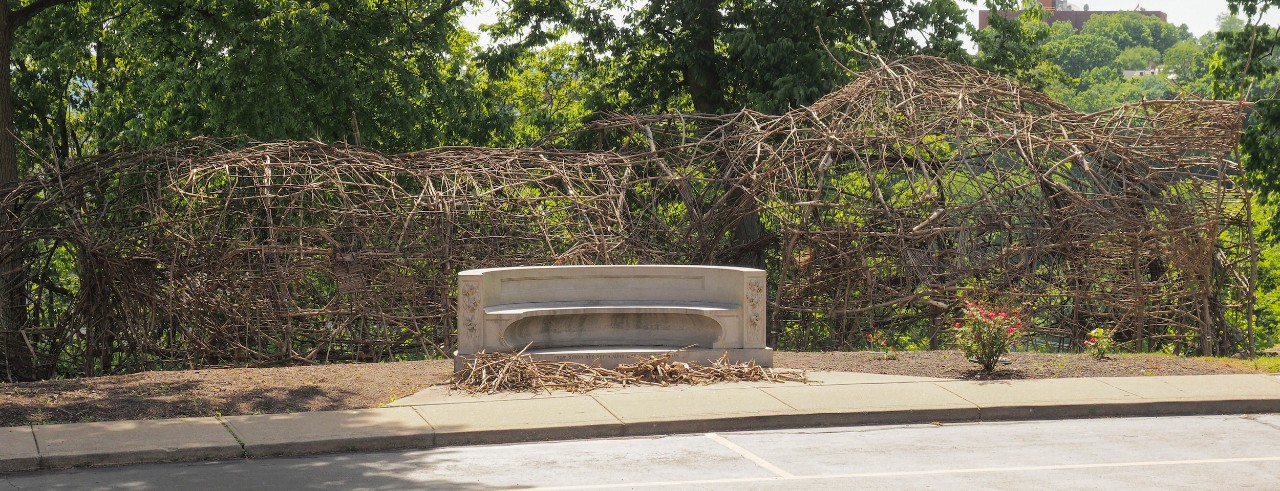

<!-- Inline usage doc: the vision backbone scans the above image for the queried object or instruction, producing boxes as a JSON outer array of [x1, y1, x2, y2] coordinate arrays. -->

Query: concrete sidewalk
[[3, 372, 1280, 473]]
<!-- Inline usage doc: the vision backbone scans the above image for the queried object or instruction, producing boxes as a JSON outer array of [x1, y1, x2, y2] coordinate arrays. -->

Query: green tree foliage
[[1079, 65, 1122, 89], [972, 4, 1212, 112], [2, 0, 508, 380], [1217, 12, 1248, 34], [1080, 10, 1190, 53], [1115, 46, 1161, 70], [1163, 40, 1207, 80], [1052, 75, 1141, 112], [0, 0, 81, 187], [1250, 202, 1280, 352], [486, 0, 973, 115], [970, 1, 1060, 90], [1044, 34, 1120, 78], [1044, 20, 1075, 42], [11, 0, 509, 170], [1214, 2, 1280, 200], [1204, 1, 1280, 352], [488, 43, 596, 146]]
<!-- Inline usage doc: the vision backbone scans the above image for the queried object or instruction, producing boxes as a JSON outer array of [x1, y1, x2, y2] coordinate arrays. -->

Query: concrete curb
[[220, 407, 436, 458], [29, 417, 243, 470], [976, 399, 1280, 421], [0, 426, 38, 473], [3, 373, 1278, 473], [614, 408, 984, 437]]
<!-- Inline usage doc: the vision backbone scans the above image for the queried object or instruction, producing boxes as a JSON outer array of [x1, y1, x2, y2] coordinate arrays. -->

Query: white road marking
[[703, 432, 794, 478], [528, 455, 1280, 490]]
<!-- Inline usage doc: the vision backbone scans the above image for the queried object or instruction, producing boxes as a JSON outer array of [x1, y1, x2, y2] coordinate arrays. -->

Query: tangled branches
[[452, 348, 806, 394], [0, 56, 1253, 380]]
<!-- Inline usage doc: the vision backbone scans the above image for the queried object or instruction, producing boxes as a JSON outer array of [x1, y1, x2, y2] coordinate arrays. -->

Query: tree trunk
[[0, 9, 33, 381], [0, 8, 16, 186], [681, 0, 724, 115], [0, 0, 82, 381], [674, 1, 766, 268]]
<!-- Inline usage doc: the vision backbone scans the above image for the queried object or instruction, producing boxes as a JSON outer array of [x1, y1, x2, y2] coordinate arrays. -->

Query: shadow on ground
[[0, 360, 454, 426], [0, 379, 363, 426], [3, 448, 507, 490]]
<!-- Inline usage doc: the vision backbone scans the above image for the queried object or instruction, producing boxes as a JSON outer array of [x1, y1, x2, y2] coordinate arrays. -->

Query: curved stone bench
[[454, 265, 771, 370]]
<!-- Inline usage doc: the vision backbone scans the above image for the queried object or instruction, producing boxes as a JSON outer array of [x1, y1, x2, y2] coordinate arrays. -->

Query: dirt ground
[[0, 350, 1272, 427]]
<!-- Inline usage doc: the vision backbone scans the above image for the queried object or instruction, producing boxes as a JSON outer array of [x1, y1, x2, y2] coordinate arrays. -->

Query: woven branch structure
[[0, 56, 1254, 378]]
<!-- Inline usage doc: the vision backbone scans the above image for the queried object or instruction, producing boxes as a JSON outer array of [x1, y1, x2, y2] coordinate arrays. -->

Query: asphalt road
[[6, 414, 1280, 490]]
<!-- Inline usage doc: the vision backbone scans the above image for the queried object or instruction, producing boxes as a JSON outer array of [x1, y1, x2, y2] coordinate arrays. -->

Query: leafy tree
[[1078, 65, 1122, 91], [1250, 202, 1280, 351], [70, 0, 491, 155], [484, 0, 975, 268], [0, 0, 81, 186], [487, 0, 974, 115], [489, 43, 598, 146], [1044, 20, 1075, 43], [1132, 72, 1173, 99], [1, 0, 83, 382], [2, 0, 493, 380], [1215, 1, 1280, 201], [1115, 46, 1161, 71], [1044, 34, 1120, 78], [971, 1, 1058, 89], [1163, 40, 1206, 81], [1216, 12, 1248, 35], [1053, 77, 1126, 112], [1080, 10, 1190, 53]]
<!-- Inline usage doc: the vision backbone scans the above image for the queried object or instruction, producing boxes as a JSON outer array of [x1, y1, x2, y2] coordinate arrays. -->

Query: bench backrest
[[458, 265, 759, 306]]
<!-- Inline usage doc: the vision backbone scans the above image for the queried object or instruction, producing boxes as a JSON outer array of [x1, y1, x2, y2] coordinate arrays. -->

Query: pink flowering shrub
[[952, 303, 1026, 371]]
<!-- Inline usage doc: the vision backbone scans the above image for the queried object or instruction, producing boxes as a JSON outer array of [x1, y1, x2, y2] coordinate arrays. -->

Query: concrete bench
[[454, 265, 771, 370]]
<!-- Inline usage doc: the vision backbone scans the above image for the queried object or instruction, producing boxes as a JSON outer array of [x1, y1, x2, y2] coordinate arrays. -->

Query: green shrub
[[1083, 327, 1116, 359], [953, 303, 1026, 371]]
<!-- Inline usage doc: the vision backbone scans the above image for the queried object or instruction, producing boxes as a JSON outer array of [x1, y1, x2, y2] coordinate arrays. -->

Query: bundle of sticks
[[452, 347, 806, 394]]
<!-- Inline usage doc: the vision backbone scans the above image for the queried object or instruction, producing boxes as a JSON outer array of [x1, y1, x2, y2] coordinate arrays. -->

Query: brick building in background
[[979, 0, 1168, 30]]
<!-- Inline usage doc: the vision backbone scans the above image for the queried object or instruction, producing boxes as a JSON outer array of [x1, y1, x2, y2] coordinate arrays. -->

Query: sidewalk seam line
[[27, 424, 42, 469], [407, 406, 440, 448], [754, 386, 801, 411], [215, 416, 247, 457], [930, 382, 984, 421], [587, 394, 627, 427], [1091, 377, 1145, 399]]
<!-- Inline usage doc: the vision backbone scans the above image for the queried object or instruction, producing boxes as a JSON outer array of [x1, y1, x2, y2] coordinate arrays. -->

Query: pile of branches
[[0, 55, 1254, 380], [452, 348, 806, 394]]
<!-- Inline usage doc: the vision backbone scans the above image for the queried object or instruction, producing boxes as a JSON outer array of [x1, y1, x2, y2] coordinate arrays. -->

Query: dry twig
[[452, 350, 807, 394]]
